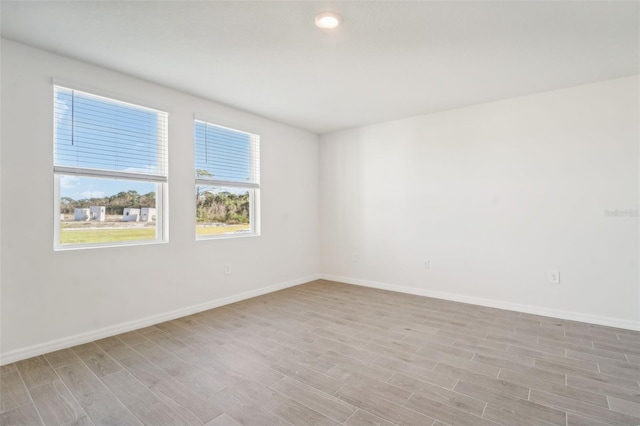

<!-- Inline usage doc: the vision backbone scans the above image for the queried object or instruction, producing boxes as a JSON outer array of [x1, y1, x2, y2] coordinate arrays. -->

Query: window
[[194, 120, 260, 238], [53, 85, 168, 248]]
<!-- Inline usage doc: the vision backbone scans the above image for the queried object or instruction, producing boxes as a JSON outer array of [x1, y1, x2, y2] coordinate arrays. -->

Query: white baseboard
[[3, 272, 637, 365], [0, 274, 321, 365], [320, 274, 640, 331]]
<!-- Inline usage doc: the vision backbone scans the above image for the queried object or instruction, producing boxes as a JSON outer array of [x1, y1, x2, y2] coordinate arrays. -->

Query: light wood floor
[[1, 280, 639, 426]]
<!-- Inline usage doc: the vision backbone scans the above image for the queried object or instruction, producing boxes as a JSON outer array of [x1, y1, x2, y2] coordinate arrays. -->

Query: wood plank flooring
[[1, 279, 639, 425]]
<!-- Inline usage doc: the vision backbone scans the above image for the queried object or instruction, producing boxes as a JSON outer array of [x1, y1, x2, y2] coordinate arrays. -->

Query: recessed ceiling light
[[315, 12, 341, 29]]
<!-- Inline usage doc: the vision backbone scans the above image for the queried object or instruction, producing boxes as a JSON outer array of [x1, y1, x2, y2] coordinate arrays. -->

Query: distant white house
[[140, 207, 157, 222], [89, 206, 106, 221], [74, 208, 90, 221], [123, 207, 140, 222]]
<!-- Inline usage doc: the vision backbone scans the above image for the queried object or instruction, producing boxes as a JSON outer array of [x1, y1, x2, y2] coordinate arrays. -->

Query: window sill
[[54, 239, 168, 252], [196, 232, 260, 241]]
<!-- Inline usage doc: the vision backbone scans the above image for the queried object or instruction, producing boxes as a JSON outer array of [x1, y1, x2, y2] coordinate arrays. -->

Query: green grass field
[[60, 223, 250, 244], [196, 224, 250, 237], [60, 228, 156, 244]]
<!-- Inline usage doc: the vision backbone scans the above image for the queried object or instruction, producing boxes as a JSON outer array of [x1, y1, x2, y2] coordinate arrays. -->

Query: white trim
[[54, 167, 167, 183], [196, 232, 259, 241], [0, 274, 321, 365], [52, 78, 172, 114], [194, 118, 256, 138], [194, 179, 258, 189], [159, 177, 169, 242], [320, 274, 640, 332], [53, 174, 61, 245], [193, 115, 260, 138], [251, 187, 260, 235], [54, 238, 168, 252]]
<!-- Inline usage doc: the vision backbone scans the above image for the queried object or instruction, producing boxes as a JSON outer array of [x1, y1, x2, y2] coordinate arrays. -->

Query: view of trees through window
[[61, 191, 156, 216], [59, 176, 158, 245], [193, 118, 260, 238], [196, 182, 251, 237]]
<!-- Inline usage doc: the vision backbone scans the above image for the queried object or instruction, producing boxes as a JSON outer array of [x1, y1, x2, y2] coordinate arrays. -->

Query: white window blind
[[54, 86, 168, 182], [194, 120, 260, 188]]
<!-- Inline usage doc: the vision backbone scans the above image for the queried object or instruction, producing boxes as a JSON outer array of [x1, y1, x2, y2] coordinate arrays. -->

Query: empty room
[[1, 1, 639, 425]]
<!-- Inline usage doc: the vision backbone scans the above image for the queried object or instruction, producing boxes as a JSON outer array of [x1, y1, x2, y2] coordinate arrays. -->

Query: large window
[[53, 85, 168, 248], [194, 120, 260, 238]]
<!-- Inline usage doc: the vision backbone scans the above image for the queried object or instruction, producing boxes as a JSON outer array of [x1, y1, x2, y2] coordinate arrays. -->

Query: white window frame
[[194, 119, 260, 240], [53, 84, 169, 250]]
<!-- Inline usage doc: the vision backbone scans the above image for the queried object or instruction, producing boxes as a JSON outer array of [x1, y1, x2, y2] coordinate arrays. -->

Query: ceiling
[[1, 1, 638, 134]]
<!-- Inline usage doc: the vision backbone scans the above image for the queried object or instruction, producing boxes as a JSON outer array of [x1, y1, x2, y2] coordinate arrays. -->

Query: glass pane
[[59, 175, 157, 245], [194, 121, 253, 183], [54, 87, 167, 175], [196, 185, 251, 237]]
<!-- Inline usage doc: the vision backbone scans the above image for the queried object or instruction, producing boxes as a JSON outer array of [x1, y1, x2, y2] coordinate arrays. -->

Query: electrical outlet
[[352, 252, 358, 262], [424, 260, 430, 269], [224, 264, 232, 275], [548, 270, 560, 284]]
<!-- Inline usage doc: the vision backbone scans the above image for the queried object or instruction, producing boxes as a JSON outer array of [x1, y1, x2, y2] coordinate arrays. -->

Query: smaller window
[[194, 120, 260, 238]]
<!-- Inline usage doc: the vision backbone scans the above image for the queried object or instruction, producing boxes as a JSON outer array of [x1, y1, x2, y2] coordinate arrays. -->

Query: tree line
[[196, 188, 250, 224], [195, 170, 250, 224], [60, 190, 155, 215], [61, 187, 250, 225]]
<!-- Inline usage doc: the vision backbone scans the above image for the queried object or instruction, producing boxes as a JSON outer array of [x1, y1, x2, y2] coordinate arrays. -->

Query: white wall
[[1, 39, 638, 364], [320, 76, 640, 329], [0, 40, 320, 361]]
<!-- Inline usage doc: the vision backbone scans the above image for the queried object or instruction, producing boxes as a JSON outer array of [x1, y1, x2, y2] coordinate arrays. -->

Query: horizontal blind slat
[[195, 179, 259, 189], [54, 166, 167, 182], [54, 86, 168, 178], [194, 120, 260, 186]]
